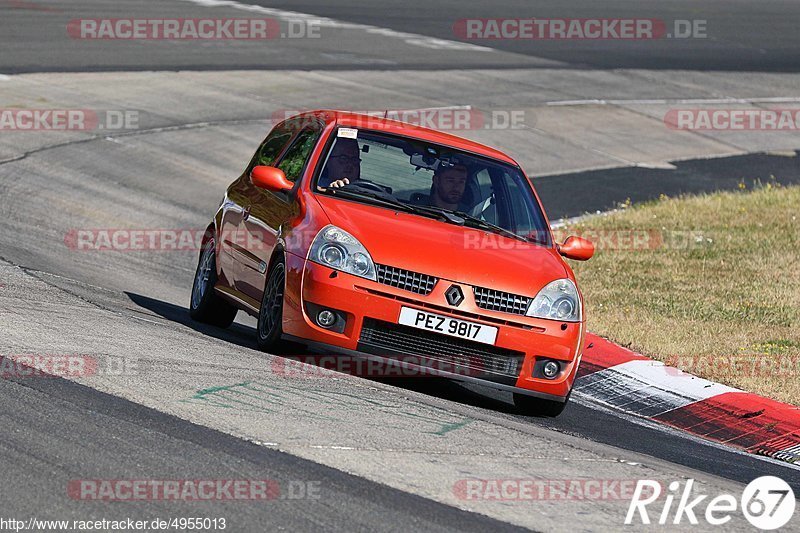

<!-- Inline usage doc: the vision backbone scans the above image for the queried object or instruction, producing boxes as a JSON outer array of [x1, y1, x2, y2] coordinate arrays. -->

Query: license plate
[[398, 307, 498, 345]]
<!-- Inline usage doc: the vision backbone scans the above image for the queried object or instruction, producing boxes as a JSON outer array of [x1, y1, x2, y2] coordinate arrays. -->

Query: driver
[[321, 138, 361, 189], [430, 163, 468, 210]]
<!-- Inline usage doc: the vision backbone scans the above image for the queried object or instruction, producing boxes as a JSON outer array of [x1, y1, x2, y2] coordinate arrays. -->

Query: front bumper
[[282, 253, 584, 400]]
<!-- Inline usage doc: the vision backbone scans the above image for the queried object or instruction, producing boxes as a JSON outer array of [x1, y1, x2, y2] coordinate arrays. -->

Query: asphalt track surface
[[1, 0, 800, 531], [2, 0, 800, 72], [0, 359, 524, 533], [537, 151, 800, 219], [247, 0, 800, 71]]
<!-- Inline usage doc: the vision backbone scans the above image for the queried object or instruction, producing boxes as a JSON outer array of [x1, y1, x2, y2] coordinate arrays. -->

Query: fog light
[[543, 360, 560, 379], [316, 309, 336, 328]]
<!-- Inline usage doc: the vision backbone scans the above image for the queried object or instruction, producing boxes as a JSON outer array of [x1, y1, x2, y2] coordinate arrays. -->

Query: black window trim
[[267, 120, 325, 201], [242, 117, 325, 203], [246, 120, 296, 174]]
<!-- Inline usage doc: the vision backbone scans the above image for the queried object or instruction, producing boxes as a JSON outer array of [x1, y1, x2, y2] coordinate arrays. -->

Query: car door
[[216, 183, 246, 290], [235, 121, 324, 304]]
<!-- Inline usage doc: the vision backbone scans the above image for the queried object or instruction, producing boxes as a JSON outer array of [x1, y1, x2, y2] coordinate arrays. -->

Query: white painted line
[[621, 359, 740, 398], [635, 161, 677, 170], [547, 97, 800, 106], [0, 74, 10, 81], [764, 150, 798, 157], [774, 444, 800, 463], [177, 0, 494, 52], [548, 99, 606, 106], [128, 315, 162, 325], [346, 104, 473, 114], [550, 214, 591, 230], [575, 359, 740, 417]]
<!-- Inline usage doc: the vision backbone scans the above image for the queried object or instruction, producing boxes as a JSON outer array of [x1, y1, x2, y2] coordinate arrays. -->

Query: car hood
[[313, 194, 569, 296]]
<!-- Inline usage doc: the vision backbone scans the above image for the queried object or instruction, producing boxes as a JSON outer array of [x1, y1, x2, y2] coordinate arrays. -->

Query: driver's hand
[[329, 178, 350, 188]]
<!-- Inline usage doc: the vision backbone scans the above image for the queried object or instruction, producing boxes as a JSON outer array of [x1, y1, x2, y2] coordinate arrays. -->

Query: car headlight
[[309, 225, 377, 281], [526, 279, 582, 322]]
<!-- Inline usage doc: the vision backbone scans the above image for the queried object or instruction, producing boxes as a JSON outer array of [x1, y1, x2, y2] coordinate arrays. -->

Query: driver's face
[[327, 140, 361, 181], [433, 167, 467, 205]]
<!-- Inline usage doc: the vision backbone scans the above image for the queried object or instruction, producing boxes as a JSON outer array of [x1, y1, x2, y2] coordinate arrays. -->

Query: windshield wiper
[[326, 187, 454, 222], [326, 187, 413, 211], [325, 187, 529, 240], [452, 210, 531, 243], [399, 204, 466, 225]]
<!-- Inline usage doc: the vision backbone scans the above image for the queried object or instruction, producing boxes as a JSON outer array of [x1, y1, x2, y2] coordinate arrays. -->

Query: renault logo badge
[[445, 285, 464, 307]]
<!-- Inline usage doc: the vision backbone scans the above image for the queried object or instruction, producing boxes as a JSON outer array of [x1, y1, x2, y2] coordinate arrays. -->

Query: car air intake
[[375, 264, 438, 295], [473, 286, 531, 316], [358, 318, 524, 385]]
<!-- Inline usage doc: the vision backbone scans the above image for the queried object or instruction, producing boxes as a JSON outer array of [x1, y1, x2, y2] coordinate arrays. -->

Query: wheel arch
[[266, 243, 286, 273]]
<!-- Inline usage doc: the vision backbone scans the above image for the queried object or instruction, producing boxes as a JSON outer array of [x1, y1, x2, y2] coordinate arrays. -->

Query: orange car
[[190, 111, 593, 416]]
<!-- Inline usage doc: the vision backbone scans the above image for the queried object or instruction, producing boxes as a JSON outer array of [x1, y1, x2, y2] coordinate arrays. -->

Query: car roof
[[289, 110, 521, 167]]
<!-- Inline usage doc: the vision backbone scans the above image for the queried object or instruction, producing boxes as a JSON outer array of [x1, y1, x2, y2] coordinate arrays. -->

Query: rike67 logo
[[626, 476, 795, 529]]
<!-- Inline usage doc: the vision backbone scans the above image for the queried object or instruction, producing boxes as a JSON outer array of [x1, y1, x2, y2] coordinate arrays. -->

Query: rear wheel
[[514, 391, 570, 418], [190, 237, 238, 328], [257, 258, 286, 352]]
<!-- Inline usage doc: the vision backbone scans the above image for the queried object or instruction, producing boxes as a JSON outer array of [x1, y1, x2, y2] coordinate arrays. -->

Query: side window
[[475, 169, 494, 200], [472, 168, 498, 225], [276, 127, 322, 183], [504, 173, 548, 240], [253, 124, 293, 169]]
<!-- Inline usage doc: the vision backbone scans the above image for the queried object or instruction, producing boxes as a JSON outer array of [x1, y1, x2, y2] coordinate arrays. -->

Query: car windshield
[[315, 128, 551, 245]]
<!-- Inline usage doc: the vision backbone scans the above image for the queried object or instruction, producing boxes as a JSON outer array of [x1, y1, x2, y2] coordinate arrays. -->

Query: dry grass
[[565, 182, 800, 404]]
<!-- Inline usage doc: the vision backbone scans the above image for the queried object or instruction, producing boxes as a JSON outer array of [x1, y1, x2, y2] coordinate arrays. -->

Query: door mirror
[[558, 236, 594, 261], [251, 165, 292, 192]]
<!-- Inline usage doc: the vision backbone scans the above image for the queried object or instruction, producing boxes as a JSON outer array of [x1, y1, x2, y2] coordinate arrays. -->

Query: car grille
[[375, 264, 438, 295], [473, 286, 531, 316], [358, 318, 524, 383]]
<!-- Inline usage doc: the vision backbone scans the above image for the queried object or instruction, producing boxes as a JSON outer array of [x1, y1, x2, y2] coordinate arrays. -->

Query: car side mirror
[[251, 165, 292, 192], [558, 236, 594, 261]]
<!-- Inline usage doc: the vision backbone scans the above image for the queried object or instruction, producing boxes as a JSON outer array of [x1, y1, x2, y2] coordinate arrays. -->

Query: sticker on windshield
[[338, 128, 358, 139]]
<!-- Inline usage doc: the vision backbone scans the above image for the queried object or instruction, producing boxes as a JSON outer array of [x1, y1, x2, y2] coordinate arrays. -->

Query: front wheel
[[257, 259, 286, 352], [190, 238, 238, 328], [513, 391, 570, 418]]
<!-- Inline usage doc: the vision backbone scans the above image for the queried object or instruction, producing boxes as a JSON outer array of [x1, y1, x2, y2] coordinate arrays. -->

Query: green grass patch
[[566, 182, 800, 404]]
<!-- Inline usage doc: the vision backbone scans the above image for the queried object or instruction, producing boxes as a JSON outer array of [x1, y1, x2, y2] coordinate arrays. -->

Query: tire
[[513, 391, 570, 418], [189, 237, 238, 328], [257, 258, 286, 352]]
